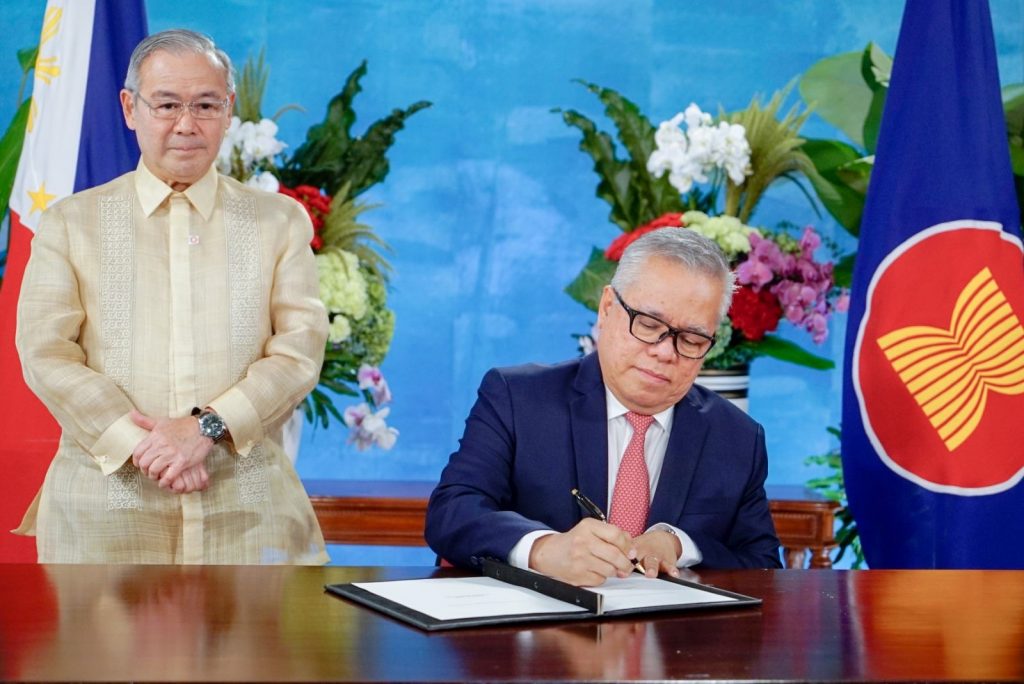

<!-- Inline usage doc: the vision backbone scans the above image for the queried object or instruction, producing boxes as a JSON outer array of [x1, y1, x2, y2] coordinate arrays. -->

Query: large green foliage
[[798, 42, 891, 243], [278, 61, 431, 198], [554, 80, 685, 233]]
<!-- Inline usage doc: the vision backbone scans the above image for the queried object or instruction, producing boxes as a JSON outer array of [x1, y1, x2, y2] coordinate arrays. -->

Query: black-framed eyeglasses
[[613, 288, 716, 360], [135, 94, 230, 120]]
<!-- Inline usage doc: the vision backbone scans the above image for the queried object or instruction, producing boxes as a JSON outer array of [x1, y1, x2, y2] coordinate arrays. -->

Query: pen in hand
[[570, 488, 647, 575]]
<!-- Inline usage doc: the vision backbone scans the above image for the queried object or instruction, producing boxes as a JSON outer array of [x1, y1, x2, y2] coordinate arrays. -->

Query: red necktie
[[609, 411, 655, 537]]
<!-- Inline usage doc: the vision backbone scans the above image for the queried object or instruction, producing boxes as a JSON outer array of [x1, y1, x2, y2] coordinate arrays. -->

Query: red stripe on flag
[[0, 210, 59, 562]]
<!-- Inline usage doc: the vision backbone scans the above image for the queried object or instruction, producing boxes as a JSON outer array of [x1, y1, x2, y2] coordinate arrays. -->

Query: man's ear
[[120, 89, 138, 130], [596, 285, 614, 331], [598, 285, 615, 314]]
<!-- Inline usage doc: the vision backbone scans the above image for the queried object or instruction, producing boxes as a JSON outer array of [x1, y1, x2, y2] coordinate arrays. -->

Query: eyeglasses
[[135, 94, 229, 120], [613, 288, 716, 360]]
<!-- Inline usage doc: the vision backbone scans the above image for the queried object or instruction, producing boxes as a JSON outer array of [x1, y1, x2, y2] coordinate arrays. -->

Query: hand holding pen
[[571, 488, 647, 574]]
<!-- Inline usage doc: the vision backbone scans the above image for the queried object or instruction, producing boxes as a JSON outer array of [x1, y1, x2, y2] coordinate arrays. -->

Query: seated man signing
[[425, 229, 781, 586]]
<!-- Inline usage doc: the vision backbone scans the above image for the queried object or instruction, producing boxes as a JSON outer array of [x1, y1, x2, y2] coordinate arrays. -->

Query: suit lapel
[[570, 354, 610, 516], [648, 392, 709, 526]]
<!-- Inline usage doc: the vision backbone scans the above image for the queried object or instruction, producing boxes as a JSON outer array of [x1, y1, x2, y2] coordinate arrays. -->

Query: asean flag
[[842, 0, 1024, 568], [0, 0, 145, 561]]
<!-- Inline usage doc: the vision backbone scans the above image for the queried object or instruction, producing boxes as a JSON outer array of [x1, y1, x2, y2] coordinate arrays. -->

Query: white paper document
[[354, 576, 588, 621], [353, 574, 737, 621], [591, 575, 739, 612]]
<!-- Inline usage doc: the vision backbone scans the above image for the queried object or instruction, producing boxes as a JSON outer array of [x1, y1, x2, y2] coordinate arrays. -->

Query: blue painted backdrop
[[4, 1, 1023, 564]]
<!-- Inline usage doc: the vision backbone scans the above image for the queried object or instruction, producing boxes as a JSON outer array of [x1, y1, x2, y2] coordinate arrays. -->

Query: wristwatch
[[191, 407, 227, 443]]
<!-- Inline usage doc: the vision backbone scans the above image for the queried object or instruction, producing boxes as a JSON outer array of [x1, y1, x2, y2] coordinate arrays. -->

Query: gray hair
[[610, 228, 736, 320], [124, 29, 234, 94]]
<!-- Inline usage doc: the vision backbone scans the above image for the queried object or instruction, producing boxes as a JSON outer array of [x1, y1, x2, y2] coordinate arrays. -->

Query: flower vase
[[280, 407, 305, 464], [695, 365, 750, 413]]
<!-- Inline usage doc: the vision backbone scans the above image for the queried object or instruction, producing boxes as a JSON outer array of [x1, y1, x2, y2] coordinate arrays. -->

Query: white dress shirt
[[508, 388, 703, 569]]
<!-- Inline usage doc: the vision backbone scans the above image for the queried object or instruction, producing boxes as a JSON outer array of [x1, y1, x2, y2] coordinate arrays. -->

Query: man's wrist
[[191, 407, 228, 443], [650, 523, 702, 567], [511, 529, 556, 570], [650, 523, 683, 561]]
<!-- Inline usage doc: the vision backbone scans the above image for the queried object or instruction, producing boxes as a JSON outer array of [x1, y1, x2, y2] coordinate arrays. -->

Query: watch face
[[199, 412, 226, 441]]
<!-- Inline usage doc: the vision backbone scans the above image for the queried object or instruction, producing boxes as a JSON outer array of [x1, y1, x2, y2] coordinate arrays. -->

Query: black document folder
[[325, 559, 761, 631]]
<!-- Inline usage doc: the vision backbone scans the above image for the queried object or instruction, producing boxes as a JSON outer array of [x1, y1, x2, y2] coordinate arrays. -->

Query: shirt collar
[[604, 387, 674, 431], [134, 160, 219, 220]]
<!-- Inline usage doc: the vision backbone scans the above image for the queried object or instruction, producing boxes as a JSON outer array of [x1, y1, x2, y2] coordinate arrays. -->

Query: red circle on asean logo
[[855, 221, 1024, 493]]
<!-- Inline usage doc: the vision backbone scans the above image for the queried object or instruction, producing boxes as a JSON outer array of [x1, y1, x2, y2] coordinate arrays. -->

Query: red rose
[[728, 286, 782, 341], [604, 213, 685, 261]]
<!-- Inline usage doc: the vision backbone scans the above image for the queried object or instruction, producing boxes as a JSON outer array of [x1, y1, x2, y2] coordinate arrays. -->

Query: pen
[[570, 488, 647, 575], [571, 488, 606, 521]]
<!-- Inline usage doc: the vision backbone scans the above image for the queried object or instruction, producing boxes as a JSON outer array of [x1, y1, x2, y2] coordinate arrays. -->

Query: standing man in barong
[[15, 29, 329, 564]]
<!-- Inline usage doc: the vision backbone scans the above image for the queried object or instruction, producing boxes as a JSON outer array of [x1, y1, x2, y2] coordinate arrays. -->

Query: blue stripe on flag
[[74, 0, 147, 192]]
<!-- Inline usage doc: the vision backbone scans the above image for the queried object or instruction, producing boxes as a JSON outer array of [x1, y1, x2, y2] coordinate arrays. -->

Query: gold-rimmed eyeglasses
[[135, 94, 230, 120], [613, 288, 716, 360]]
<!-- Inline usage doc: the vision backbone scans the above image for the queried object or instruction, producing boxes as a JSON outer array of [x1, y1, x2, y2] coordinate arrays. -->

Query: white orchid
[[217, 116, 287, 185], [646, 103, 752, 195], [245, 170, 280, 192]]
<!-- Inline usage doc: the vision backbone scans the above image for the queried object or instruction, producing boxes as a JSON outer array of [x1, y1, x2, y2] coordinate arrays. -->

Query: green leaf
[[555, 81, 683, 233], [835, 156, 873, 196], [1012, 146, 1024, 176], [576, 80, 656, 168], [564, 246, 615, 312], [749, 334, 834, 370], [800, 138, 866, 235], [0, 98, 31, 221], [280, 61, 364, 186], [306, 388, 341, 429], [802, 138, 862, 173], [235, 49, 270, 123], [862, 88, 886, 155], [862, 42, 893, 90], [1003, 83, 1024, 142], [332, 100, 432, 197], [576, 80, 682, 224], [557, 108, 635, 232], [278, 60, 431, 196], [860, 43, 891, 154], [16, 46, 37, 74], [1002, 83, 1024, 111], [833, 252, 855, 289], [799, 50, 874, 146]]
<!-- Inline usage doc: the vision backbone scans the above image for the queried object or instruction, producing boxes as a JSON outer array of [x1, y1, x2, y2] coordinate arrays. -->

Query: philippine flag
[[0, 0, 146, 561], [842, 0, 1024, 567]]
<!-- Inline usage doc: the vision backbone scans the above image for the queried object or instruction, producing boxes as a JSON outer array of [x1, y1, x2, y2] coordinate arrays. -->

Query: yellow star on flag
[[27, 182, 57, 215]]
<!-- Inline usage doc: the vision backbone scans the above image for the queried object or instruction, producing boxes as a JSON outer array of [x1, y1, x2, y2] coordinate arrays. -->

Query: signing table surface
[[1, 564, 1022, 683]]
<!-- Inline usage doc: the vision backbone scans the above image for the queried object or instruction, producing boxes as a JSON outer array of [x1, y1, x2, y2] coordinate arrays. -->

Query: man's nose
[[647, 334, 678, 361], [173, 106, 198, 132]]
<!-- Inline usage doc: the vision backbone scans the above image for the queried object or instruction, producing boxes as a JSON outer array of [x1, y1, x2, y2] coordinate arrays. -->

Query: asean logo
[[854, 220, 1024, 494]]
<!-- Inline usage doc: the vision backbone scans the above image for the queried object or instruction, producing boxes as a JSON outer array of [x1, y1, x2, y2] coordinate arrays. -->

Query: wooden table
[[306, 480, 841, 568], [1, 564, 1021, 682]]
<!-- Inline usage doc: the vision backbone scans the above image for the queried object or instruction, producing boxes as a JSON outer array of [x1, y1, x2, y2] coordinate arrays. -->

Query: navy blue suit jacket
[[425, 353, 782, 569]]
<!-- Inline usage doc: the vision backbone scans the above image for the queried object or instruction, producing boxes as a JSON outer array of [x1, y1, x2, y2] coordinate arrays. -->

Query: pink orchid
[[357, 364, 393, 406], [343, 402, 399, 451]]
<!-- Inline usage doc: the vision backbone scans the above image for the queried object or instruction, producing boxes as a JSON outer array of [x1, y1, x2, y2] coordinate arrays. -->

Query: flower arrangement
[[217, 52, 430, 447], [557, 83, 846, 370]]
